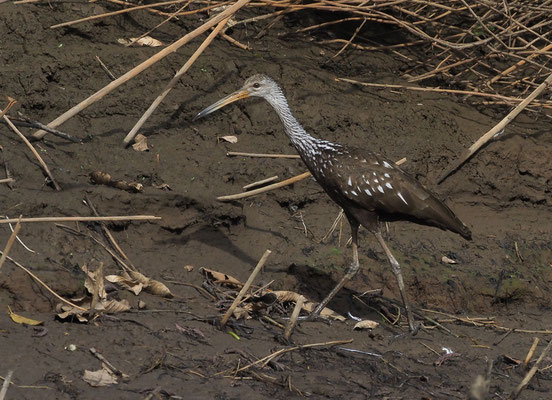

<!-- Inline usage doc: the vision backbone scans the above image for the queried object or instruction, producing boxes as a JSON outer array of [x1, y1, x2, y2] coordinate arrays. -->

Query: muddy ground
[[1, 2, 552, 399]]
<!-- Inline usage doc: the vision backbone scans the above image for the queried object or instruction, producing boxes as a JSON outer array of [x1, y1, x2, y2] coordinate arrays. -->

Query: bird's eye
[[253, 82, 260, 88]]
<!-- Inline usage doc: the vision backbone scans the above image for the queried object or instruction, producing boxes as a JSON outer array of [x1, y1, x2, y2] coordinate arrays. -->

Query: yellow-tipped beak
[[193, 89, 250, 121]]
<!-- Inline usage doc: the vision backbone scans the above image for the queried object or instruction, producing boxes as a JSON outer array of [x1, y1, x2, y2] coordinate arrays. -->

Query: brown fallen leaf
[[132, 134, 149, 152], [273, 290, 346, 321], [184, 265, 194, 272], [83, 365, 118, 387], [8, 306, 43, 326], [118, 36, 163, 47], [353, 320, 380, 330], [106, 270, 173, 298], [200, 267, 243, 287]]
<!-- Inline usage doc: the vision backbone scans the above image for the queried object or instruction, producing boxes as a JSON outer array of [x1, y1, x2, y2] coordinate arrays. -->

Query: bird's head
[[194, 74, 279, 120]]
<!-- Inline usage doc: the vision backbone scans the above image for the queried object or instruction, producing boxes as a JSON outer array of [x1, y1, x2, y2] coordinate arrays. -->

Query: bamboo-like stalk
[[32, 0, 252, 140]]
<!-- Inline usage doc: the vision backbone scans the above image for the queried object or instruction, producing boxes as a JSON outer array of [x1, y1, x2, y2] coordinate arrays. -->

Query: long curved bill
[[193, 89, 250, 121]]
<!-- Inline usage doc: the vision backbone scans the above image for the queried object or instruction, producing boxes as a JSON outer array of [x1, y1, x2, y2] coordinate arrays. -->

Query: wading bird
[[195, 75, 471, 332]]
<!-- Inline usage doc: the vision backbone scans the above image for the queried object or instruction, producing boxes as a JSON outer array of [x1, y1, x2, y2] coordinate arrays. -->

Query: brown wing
[[317, 148, 471, 239]]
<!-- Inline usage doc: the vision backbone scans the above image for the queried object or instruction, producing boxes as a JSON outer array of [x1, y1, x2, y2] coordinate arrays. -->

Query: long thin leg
[[308, 220, 360, 320], [374, 231, 418, 333]]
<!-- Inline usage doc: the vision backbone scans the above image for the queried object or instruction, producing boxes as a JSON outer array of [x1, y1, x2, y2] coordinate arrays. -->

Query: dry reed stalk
[[123, 17, 230, 145], [438, 70, 552, 183], [511, 340, 552, 399], [0, 251, 87, 311], [32, 0, 252, 140], [0, 216, 22, 272], [221, 249, 271, 326], [243, 175, 279, 190], [1, 112, 61, 191], [522, 337, 540, 369], [217, 171, 312, 201], [0, 370, 13, 400], [50, 0, 188, 29], [0, 178, 14, 184], [0, 215, 161, 224], [283, 295, 305, 340], [227, 151, 300, 158]]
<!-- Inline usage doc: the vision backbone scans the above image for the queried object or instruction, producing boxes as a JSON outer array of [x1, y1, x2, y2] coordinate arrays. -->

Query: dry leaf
[[219, 135, 238, 144], [8, 306, 43, 326], [441, 256, 458, 264], [232, 306, 251, 320], [273, 290, 346, 321], [184, 265, 194, 272], [353, 320, 380, 330], [83, 366, 118, 387], [200, 267, 243, 286], [132, 134, 149, 152], [153, 183, 172, 191], [106, 270, 173, 298], [118, 36, 163, 47]]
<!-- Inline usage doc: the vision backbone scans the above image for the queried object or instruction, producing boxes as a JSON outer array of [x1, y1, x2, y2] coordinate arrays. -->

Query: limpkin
[[195, 74, 471, 332]]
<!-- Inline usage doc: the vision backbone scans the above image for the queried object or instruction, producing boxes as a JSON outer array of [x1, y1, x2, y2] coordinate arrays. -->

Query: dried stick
[[123, 17, 230, 145], [221, 249, 271, 326], [227, 151, 300, 159], [511, 340, 552, 399], [0, 215, 161, 224], [32, 0, 252, 140], [89, 348, 125, 377], [284, 295, 305, 340], [243, 175, 279, 190], [438, 71, 552, 183], [0, 250, 87, 311], [0, 370, 12, 400], [331, 18, 367, 59], [0, 179, 14, 184], [50, 0, 188, 29], [489, 43, 552, 85], [2, 112, 62, 191], [335, 77, 552, 105], [0, 97, 16, 119], [233, 339, 353, 374], [84, 195, 134, 268], [522, 337, 540, 369], [217, 171, 312, 202], [4, 116, 80, 142], [0, 216, 22, 272]]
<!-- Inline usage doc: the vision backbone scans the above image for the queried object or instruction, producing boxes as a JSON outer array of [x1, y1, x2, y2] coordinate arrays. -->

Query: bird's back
[[301, 142, 472, 240]]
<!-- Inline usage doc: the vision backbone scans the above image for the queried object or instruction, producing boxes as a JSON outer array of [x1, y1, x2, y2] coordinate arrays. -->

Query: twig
[[0, 370, 13, 400], [511, 340, 552, 399], [32, 0, 252, 140], [221, 249, 271, 326], [489, 42, 552, 85], [95, 56, 117, 81], [4, 116, 80, 142], [1, 112, 61, 191], [123, 16, 230, 145], [0, 215, 161, 224], [232, 339, 353, 374], [0, 216, 22, 272], [227, 151, 300, 159], [335, 77, 552, 105], [243, 175, 279, 190], [0, 179, 14, 184], [284, 295, 305, 340], [89, 348, 125, 377], [83, 196, 134, 269], [50, 0, 188, 29], [217, 172, 311, 201], [522, 337, 540, 369], [330, 18, 367, 59], [438, 71, 552, 184], [0, 250, 87, 311], [0, 97, 16, 119]]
